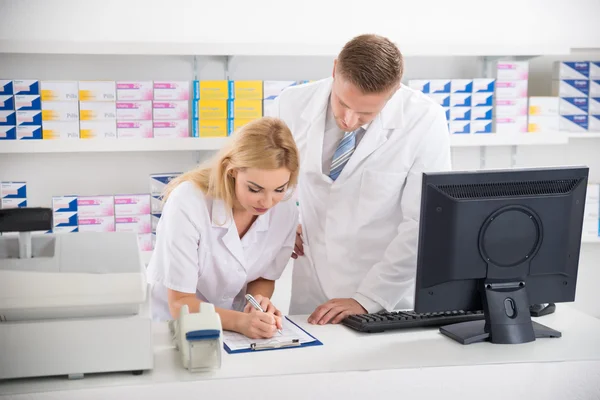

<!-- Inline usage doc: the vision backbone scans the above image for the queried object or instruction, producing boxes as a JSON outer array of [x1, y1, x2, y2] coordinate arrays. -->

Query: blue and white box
[[2, 198, 27, 209], [53, 195, 79, 212], [0, 126, 16, 140], [449, 121, 470, 134], [427, 94, 450, 107], [552, 80, 589, 98], [150, 173, 181, 196], [471, 106, 493, 120], [14, 95, 42, 111], [450, 107, 471, 121], [16, 125, 42, 140], [16, 110, 43, 126], [408, 80, 430, 93], [590, 80, 600, 97], [1, 182, 27, 199], [592, 62, 600, 79], [151, 195, 164, 214], [471, 93, 494, 107], [0, 95, 14, 110], [589, 98, 600, 115], [472, 79, 495, 93], [13, 80, 40, 95], [53, 226, 79, 234], [451, 79, 472, 93], [0, 80, 13, 95], [560, 115, 588, 132], [429, 80, 451, 94], [53, 212, 79, 228], [151, 213, 161, 232], [553, 62, 589, 80], [0, 111, 16, 126], [443, 107, 450, 121], [471, 120, 493, 134], [589, 115, 600, 131], [264, 81, 303, 100], [450, 94, 472, 107], [559, 97, 589, 115]]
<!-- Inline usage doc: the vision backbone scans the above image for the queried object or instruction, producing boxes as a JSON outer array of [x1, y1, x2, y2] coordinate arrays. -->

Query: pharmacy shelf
[[0, 40, 572, 57], [449, 133, 569, 147], [568, 132, 600, 139], [0, 137, 229, 154], [582, 237, 600, 244]]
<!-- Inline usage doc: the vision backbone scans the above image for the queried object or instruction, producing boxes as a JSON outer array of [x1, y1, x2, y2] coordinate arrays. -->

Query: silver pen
[[245, 293, 283, 335]]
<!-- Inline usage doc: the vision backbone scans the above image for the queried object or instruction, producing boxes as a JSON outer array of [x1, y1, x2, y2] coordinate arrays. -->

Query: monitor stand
[[439, 280, 562, 345]]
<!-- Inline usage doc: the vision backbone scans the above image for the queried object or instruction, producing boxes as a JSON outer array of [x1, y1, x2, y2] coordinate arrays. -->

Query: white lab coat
[[146, 181, 298, 321], [267, 78, 451, 314]]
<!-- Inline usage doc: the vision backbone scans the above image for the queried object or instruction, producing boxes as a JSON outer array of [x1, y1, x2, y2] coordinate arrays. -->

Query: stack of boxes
[[14, 81, 43, 140], [115, 194, 152, 251], [408, 78, 494, 134], [583, 183, 599, 238], [52, 195, 79, 233], [230, 81, 263, 132], [593, 62, 600, 131], [1, 182, 27, 209], [153, 81, 190, 138], [116, 81, 153, 139], [0, 80, 15, 140], [79, 81, 117, 139], [194, 80, 233, 137], [150, 173, 181, 250], [494, 61, 529, 134], [77, 195, 115, 232], [41, 81, 80, 139], [527, 97, 560, 132], [263, 81, 307, 115]]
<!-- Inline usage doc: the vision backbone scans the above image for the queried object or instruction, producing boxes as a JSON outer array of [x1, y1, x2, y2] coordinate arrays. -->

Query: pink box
[[116, 215, 152, 234], [495, 81, 528, 99], [153, 81, 190, 101], [77, 196, 115, 217], [114, 194, 151, 216], [116, 81, 153, 101], [116, 101, 152, 120], [496, 61, 529, 80], [494, 98, 528, 116], [137, 233, 154, 251], [117, 120, 153, 139], [78, 216, 115, 232], [153, 120, 189, 138], [153, 101, 189, 120]]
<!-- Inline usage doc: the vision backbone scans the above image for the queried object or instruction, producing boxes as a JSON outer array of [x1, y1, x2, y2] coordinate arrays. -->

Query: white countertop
[[2, 305, 600, 399]]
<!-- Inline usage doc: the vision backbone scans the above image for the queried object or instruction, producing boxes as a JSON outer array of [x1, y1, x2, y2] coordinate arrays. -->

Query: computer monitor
[[414, 166, 588, 345]]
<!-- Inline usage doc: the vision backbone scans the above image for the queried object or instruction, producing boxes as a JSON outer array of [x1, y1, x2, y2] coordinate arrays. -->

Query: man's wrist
[[352, 293, 383, 314]]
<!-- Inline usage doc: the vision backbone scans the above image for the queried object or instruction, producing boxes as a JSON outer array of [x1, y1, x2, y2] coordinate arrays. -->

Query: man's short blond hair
[[337, 34, 403, 94]]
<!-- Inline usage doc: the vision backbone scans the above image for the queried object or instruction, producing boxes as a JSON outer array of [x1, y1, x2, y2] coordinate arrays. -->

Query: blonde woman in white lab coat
[[147, 117, 299, 339]]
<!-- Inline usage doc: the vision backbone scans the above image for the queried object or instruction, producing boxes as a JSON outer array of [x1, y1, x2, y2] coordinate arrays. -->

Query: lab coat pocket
[[357, 169, 407, 227]]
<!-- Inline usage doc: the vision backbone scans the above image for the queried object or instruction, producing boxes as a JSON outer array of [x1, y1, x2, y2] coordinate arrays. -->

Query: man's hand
[[308, 298, 367, 325], [291, 224, 304, 259]]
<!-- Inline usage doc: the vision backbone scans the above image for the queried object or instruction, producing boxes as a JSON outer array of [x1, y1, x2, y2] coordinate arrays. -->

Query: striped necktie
[[329, 128, 362, 181]]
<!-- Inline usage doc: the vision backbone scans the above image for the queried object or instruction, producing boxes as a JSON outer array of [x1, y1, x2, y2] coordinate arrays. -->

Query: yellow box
[[199, 81, 231, 100], [233, 118, 259, 131], [234, 81, 263, 100], [198, 100, 228, 119], [232, 100, 263, 119], [198, 119, 228, 137]]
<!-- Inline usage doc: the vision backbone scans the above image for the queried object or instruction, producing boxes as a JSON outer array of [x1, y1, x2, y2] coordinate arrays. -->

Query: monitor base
[[440, 319, 561, 345]]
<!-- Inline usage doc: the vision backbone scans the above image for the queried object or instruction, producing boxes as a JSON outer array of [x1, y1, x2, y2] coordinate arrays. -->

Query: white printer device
[[0, 208, 153, 380]]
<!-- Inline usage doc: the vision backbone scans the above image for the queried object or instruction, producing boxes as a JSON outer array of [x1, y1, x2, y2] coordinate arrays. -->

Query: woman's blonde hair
[[163, 117, 300, 210]]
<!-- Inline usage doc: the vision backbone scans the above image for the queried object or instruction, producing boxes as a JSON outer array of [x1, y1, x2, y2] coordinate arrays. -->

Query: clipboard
[[223, 316, 323, 354]]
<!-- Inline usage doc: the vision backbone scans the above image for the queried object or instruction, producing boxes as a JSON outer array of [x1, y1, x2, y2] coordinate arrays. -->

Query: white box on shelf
[[0, 126, 16, 140], [41, 101, 79, 121], [472, 79, 495, 93], [449, 121, 470, 134], [586, 184, 600, 203], [528, 116, 560, 132], [115, 215, 152, 234], [153, 101, 189, 120], [52, 195, 78, 212], [0, 95, 14, 111], [52, 212, 78, 228], [496, 61, 529, 80], [591, 81, 600, 97], [149, 173, 181, 196], [495, 80, 528, 99], [41, 81, 78, 101], [1, 182, 26, 198], [552, 80, 590, 98], [80, 120, 117, 139], [450, 94, 471, 107], [528, 97, 560, 116], [589, 98, 600, 115], [559, 115, 588, 132], [591, 62, 600, 79], [495, 98, 528, 116], [589, 115, 600, 131], [450, 107, 470, 121], [116, 101, 152, 120], [153, 81, 190, 101], [42, 121, 80, 139], [471, 107, 493, 120], [116, 120, 153, 139], [1, 198, 27, 209], [78, 216, 115, 232], [450, 79, 472, 93], [77, 195, 115, 217], [80, 101, 117, 120], [408, 80, 429, 93], [14, 95, 41, 111], [79, 81, 116, 102], [428, 80, 451, 93], [471, 93, 494, 107], [494, 116, 528, 133], [13, 80, 39, 95], [553, 61, 590, 80], [16, 110, 42, 126], [114, 194, 151, 216], [559, 98, 588, 115], [0, 80, 13, 95], [426, 94, 450, 107], [116, 81, 153, 101], [153, 120, 189, 138], [151, 195, 164, 214], [471, 120, 493, 134], [16, 126, 42, 140]]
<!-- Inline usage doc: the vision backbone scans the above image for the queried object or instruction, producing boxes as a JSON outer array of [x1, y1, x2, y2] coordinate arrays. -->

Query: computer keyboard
[[342, 310, 485, 333]]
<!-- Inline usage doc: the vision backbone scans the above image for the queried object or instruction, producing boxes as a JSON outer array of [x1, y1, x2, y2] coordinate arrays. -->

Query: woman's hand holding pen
[[242, 294, 283, 338]]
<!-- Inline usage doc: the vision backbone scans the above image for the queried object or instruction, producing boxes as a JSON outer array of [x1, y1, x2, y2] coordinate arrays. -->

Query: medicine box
[[470, 107, 493, 120], [233, 81, 263, 100], [116, 120, 153, 139], [426, 94, 450, 107], [0, 111, 16, 125], [77, 195, 115, 217], [116, 215, 152, 234], [471, 93, 494, 107], [151, 214, 161, 231], [230, 118, 257, 132], [0, 126, 16, 140], [449, 121, 470, 134], [41, 101, 79, 121], [13, 80, 40, 95], [263, 81, 302, 99], [450, 79, 472, 93], [553, 61, 590, 80], [78, 216, 115, 232], [116, 101, 153, 120], [198, 119, 229, 137], [114, 194, 151, 216], [80, 121, 117, 139], [495, 98, 528, 116], [196, 80, 233, 100], [528, 116, 560, 132], [471, 120, 493, 134], [42, 121, 80, 139], [1, 199, 27, 209], [0, 95, 14, 111], [149, 173, 181, 196], [16, 110, 42, 126], [52, 212, 79, 228], [450, 94, 471, 107], [592, 62, 600, 79], [552, 80, 590, 98], [116, 81, 153, 101], [137, 233, 154, 251], [14, 95, 41, 111], [196, 100, 228, 120], [591, 81, 600, 97], [1, 182, 26, 198], [495, 80, 528, 99], [472, 79, 495, 93], [588, 98, 600, 115], [588, 115, 600, 131], [153, 120, 189, 138], [559, 98, 588, 115], [429, 80, 451, 94], [52, 195, 78, 212], [79, 81, 116, 102], [449, 107, 470, 121], [151, 195, 164, 214], [528, 97, 559, 116], [494, 116, 528, 133], [17, 126, 42, 140], [496, 61, 529, 80], [154, 81, 190, 101], [559, 115, 588, 132], [0, 80, 13, 95], [41, 81, 79, 101], [229, 100, 263, 119], [79, 102, 117, 120], [153, 101, 189, 120]]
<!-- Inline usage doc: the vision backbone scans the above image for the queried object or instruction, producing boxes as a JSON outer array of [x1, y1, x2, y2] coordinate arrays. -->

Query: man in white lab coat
[[267, 34, 451, 324]]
